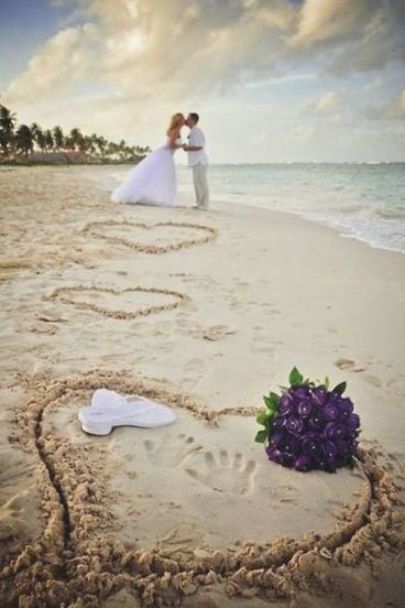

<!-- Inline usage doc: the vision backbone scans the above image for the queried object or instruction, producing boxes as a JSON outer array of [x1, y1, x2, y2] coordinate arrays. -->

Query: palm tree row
[[0, 104, 150, 164]]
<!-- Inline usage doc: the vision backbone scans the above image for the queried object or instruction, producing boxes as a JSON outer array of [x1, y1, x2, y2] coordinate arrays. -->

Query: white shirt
[[187, 126, 208, 166]]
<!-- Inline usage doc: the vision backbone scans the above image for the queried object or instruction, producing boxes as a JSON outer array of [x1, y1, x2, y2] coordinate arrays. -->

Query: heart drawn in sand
[[2, 370, 402, 608], [82, 220, 217, 254], [44, 285, 188, 319]]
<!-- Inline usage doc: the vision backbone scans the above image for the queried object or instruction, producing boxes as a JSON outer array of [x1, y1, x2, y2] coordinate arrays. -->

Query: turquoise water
[[95, 162, 405, 254], [177, 163, 405, 254]]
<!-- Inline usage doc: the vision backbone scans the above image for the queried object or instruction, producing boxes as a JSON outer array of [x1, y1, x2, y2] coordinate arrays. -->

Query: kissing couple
[[111, 112, 209, 210]]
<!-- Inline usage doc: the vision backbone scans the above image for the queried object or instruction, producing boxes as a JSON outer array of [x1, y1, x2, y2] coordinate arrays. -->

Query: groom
[[183, 113, 209, 209]]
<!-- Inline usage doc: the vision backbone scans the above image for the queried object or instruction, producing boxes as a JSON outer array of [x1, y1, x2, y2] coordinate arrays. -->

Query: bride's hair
[[167, 112, 184, 138]]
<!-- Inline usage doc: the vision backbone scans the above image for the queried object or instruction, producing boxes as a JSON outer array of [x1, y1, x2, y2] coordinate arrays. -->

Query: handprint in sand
[[143, 434, 202, 468], [186, 449, 256, 495]]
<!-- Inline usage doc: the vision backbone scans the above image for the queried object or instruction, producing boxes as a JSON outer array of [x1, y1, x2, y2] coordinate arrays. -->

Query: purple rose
[[283, 433, 301, 455], [292, 387, 310, 401], [297, 400, 313, 418], [302, 432, 321, 456], [323, 421, 346, 440], [279, 392, 296, 416], [339, 398, 354, 419], [266, 445, 284, 464], [294, 453, 313, 471], [321, 401, 340, 421], [273, 415, 286, 429], [266, 445, 293, 467], [347, 413, 360, 433], [269, 431, 285, 448], [311, 386, 328, 406], [285, 416, 304, 436], [308, 410, 324, 430], [322, 440, 338, 463]]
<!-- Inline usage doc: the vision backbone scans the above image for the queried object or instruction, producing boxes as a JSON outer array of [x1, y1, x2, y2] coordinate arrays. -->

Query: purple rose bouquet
[[255, 367, 361, 472]]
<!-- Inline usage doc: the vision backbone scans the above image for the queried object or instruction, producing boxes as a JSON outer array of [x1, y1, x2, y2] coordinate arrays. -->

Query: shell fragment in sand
[[78, 388, 176, 435]]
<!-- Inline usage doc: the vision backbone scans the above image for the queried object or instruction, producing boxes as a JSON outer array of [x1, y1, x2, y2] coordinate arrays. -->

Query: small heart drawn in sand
[[82, 220, 217, 254], [44, 285, 188, 319]]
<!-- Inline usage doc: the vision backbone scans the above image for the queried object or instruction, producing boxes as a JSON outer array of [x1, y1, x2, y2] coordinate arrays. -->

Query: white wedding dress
[[111, 138, 182, 206]]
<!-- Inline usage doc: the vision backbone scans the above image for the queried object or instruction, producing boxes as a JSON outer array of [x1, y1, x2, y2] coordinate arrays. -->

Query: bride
[[111, 113, 185, 206]]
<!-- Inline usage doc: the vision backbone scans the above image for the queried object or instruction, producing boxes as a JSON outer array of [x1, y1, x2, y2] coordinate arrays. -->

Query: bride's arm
[[183, 144, 202, 151]]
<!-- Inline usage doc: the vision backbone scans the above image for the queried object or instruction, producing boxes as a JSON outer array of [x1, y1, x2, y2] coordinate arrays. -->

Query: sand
[[0, 166, 404, 607]]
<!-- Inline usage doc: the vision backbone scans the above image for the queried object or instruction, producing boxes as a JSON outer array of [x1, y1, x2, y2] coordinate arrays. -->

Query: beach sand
[[0, 166, 404, 607]]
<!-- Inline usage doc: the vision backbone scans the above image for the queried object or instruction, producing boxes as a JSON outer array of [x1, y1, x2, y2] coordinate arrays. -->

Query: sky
[[1, 0, 404, 163]]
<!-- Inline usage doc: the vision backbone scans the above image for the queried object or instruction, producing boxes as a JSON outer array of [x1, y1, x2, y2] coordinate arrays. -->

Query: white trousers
[[192, 163, 209, 208]]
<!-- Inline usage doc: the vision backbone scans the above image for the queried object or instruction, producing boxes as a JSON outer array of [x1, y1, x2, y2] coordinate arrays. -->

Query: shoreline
[[211, 196, 405, 257], [209, 196, 405, 258], [53, 162, 405, 257]]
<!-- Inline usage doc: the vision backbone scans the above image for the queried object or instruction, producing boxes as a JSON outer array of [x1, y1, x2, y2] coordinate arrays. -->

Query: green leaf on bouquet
[[332, 381, 347, 396], [289, 366, 304, 387], [256, 408, 275, 427], [324, 376, 330, 389], [256, 409, 268, 425], [263, 392, 280, 411], [255, 429, 268, 444]]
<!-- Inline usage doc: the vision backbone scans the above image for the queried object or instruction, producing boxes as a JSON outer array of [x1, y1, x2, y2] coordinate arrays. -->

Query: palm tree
[[79, 134, 93, 154], [31, 123, 46, 153], [0, 102, 150, 164], [15, 124, 34, 157], [69, 128, 84, 151], [44, 130, 54, 151], [53, 126, 64, 151], [0, 104, 17, 157], [64, 135, 73, 151]]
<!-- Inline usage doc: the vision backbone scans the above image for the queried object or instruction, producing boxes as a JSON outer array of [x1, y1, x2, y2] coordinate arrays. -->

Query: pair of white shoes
[[78, 388, 176, 436]]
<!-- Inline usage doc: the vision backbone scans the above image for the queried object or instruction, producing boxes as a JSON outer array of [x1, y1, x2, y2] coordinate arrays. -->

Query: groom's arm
[[184, 130, 205, 151]]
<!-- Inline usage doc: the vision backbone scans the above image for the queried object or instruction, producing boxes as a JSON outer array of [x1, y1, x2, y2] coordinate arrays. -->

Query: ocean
[[95, 162, 405, 255]]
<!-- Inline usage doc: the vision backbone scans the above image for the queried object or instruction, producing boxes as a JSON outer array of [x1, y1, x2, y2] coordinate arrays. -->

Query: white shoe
[[78, 388, 176, 435]]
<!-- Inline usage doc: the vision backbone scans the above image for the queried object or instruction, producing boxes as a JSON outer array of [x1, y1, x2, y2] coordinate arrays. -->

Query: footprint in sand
[[143, 434, 202, 468], [198, 325, 235, 342], [186, 450, 256, 495], [387, 375, 405, 397], [335, 358, 367, 372], [335, 358, 388, 390]]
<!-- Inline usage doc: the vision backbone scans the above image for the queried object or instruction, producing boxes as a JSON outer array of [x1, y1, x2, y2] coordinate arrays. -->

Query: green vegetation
[[0, 104, 150, 165]]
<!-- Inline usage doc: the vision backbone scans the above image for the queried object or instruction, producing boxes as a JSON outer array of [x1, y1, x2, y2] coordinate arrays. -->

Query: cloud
[[315, 91, 339, 113], [4, 23, 98, 102], [4, 0, 405, 110], [287, 124, 315, 142], [291, 0, 369, 47], [384, 89, 405, 118], [400, 90, 405, 115], [328, 4, 405, 76], [2, 0, 404, 162], [363, 76, 383, 92], [358, 87, 405, 121], [290, 0, 405, 76]]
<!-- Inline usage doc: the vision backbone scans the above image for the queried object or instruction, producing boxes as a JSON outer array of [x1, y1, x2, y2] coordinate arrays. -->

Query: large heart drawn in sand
[[44, 285, 188, 319], [82, 220, 217, 254], [2, 370, 401, 608]]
